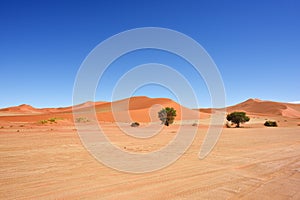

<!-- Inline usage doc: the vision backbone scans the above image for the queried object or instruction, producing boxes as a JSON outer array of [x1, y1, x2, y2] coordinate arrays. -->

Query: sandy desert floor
[[1, 120, 300, 200]]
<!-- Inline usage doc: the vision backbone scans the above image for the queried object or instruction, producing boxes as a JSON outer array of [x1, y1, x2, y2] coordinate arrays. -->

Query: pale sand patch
[[1, 123, 300, 199]]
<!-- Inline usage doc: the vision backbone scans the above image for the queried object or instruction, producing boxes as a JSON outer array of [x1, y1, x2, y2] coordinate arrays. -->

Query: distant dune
[[0, 97, 299, 123], [93, 96, 202, 122], [0, 104, 44, 114], [0, 96, 202, 123], [227, 98, 300, 118]]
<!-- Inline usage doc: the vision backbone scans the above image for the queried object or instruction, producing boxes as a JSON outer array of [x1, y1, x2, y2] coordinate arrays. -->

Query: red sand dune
[[226, 98, 300, 118], [1, 97, 299, 124], [0, 104, 43, 114], [90, 96, 203, 122], [0, 96, 204, 123]]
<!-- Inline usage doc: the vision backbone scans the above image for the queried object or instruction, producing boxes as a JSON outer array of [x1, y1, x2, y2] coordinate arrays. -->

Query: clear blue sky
[[1, 0, 299, 108]]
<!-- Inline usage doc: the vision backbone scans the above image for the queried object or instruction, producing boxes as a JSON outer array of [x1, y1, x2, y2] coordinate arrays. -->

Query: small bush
[[131, 122, 140, 127], [48, 118, 57, 123], [264, 121, 278, 127], [39, 120, 48, 124], [39, 117, 63, 124], [75, 117, 89, 123], [192, 123, 198, 126]]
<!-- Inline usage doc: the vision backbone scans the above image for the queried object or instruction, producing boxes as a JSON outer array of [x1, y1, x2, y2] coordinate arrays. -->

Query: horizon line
[[1, 95, 299, 110]]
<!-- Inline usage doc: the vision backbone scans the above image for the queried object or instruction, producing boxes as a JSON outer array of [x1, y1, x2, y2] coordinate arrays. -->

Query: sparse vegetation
[[131, 122, 140, 127], [226, 112, 250, 128], [264, 121, 278, 127], [48, 118, 57, 123], [39, 120, 48, 124], [158, 107, 177, 126], [75, 117, 89, 123], [39, 117, 63, 124]]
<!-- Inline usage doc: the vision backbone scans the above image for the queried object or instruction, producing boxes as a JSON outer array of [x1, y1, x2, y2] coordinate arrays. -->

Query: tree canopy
[[226, 112, 250, 128], [158, 107, 177, 126]]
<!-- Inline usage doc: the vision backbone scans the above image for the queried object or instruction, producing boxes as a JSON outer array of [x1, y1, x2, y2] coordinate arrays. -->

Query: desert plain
[[1, 96, 300, 199]]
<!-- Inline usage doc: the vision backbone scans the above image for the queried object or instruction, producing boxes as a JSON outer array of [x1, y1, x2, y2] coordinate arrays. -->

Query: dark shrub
[[131, 122, 140, 127], [264, 121, 278, 127]]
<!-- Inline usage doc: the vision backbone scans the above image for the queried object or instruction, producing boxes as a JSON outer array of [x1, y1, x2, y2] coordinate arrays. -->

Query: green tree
[[158, 107, 177, 126], [226, 112, 250, 128]]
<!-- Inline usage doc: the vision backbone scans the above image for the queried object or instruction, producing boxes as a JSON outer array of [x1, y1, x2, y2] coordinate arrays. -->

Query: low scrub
[[75, 117, 89, 123], [39, 117, 63, 124], [264, 121, 278, 127], [131, 122, 140, 127], [39, 120, 48, 124], [48, 118, 57, 123]]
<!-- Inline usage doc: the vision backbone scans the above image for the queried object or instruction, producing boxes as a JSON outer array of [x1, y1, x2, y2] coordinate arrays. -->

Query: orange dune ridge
[[226, 98, 300, 118], [0, 96, 205, 123], [94, 96, 204, 123], [0, 97, 299, 124]]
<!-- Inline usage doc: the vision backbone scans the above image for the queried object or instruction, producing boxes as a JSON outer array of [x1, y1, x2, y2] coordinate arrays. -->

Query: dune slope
[[227, 98, 300, 118]]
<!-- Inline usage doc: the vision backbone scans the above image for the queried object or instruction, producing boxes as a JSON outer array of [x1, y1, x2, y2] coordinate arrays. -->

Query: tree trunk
[[236, 122, 240, 128]]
